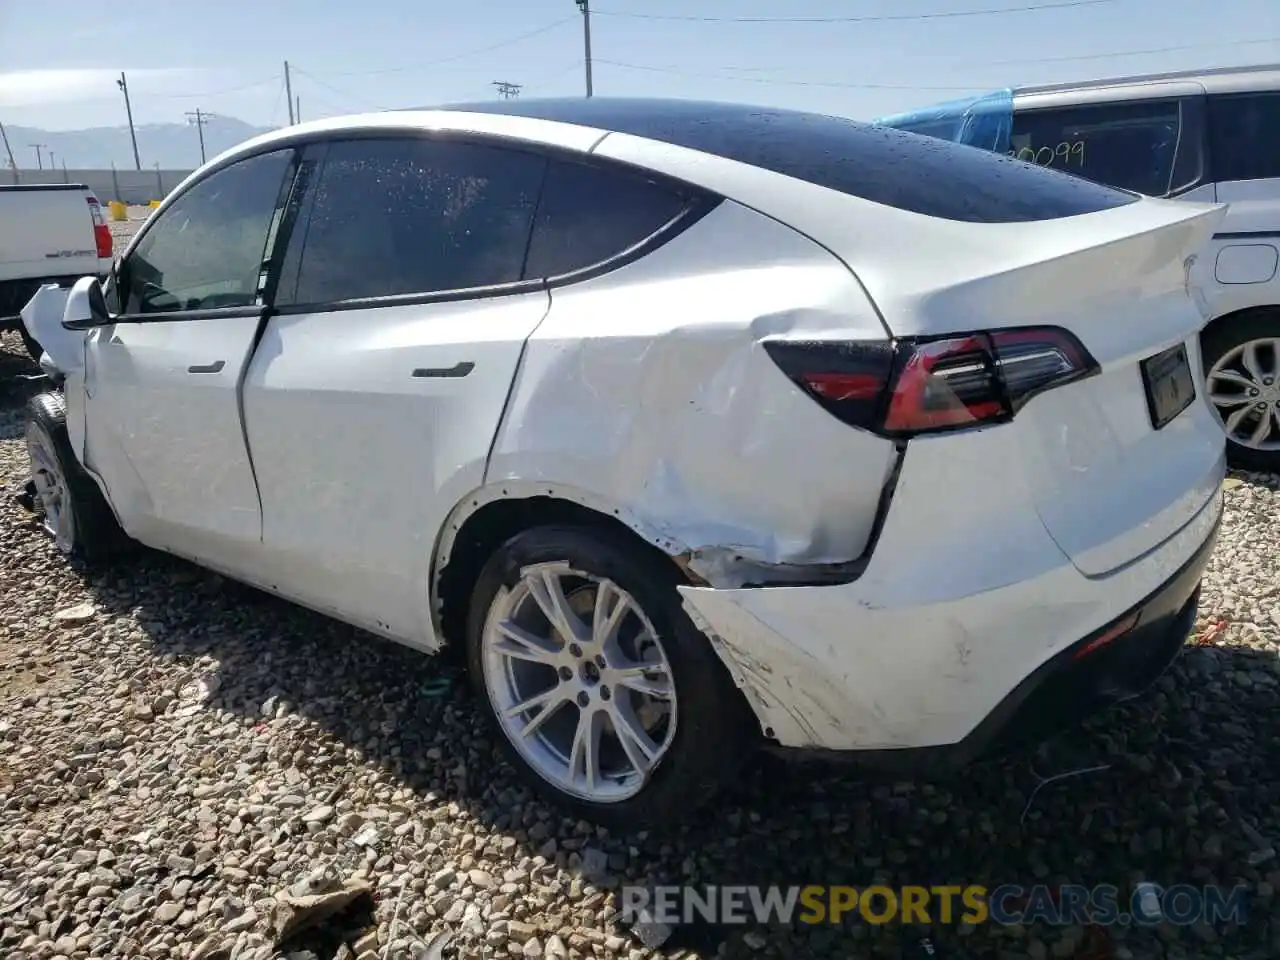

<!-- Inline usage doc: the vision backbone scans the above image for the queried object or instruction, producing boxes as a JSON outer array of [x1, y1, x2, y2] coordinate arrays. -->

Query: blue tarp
[[873, 88, 1015, 155]]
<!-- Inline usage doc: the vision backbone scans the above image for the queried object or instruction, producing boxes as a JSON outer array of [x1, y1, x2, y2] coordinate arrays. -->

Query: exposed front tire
[[465, 525, 747, 831], [25, 392, 129, 561], [20, 326, 44, 365], [1201, 313, 1280, 473]]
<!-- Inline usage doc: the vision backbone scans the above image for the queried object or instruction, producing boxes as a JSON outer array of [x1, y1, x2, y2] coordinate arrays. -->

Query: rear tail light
[[765, 326, 1097, 438], [87, 196, 113, 259]]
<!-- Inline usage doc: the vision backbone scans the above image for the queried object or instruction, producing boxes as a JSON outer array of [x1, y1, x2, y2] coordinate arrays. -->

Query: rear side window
[[1208, 93, 1280, 183], [1010, 100, 1189, 197], [441, 99, 1137, 223], [284, 137, 545, 304], [524, 159, 689, 278]]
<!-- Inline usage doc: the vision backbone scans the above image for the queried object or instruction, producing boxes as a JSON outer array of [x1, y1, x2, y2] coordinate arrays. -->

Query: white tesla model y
[[21, 98, 1226, 829]]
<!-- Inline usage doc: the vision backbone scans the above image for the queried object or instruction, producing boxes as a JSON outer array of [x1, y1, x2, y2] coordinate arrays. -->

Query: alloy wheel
[[1206, 337, 1280, 451], [26, 423, 74, 553], [481, 562, 678, 803]]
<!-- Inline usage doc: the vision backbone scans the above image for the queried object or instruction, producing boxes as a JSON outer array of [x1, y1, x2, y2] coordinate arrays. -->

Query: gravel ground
[[0, 329, 1278, 960], [107, 210, 149, 252]]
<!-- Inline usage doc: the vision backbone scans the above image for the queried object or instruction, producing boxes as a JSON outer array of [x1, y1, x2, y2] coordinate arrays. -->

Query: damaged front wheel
[[466, 525, 746, 830]]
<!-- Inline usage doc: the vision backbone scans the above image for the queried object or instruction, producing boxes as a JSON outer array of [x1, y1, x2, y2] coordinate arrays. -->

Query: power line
[[595, 58, 981, 91], [290, 67, 385, 112], [592, 0, 1115, 22], [985, 35, 1280, 67], [142, 75, 282, 101], [523, 61, 586, 92], [316, 17, 577, 79], [615, 37, 1280, 85]]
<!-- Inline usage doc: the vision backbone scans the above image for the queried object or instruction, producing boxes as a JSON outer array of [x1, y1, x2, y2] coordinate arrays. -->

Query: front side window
[[1009, 99, 1188, 197], [282, 137, 546, 305], [118, 150, 294, 314], [1208, 93, 1280, 183]]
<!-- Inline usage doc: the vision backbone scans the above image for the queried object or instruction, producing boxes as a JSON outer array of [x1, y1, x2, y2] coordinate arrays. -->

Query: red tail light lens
[[87, 197, 113, 258], [764, 326, 1097, 438], [94, 224, 113, 259]]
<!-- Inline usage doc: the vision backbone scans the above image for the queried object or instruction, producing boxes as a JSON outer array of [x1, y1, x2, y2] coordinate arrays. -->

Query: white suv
[[21, 99, 1225, 828], [878, 63, 1280, 472]]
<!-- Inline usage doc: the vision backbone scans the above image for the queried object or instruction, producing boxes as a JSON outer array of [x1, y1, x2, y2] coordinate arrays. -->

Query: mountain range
[[2, 116, 276, 171]]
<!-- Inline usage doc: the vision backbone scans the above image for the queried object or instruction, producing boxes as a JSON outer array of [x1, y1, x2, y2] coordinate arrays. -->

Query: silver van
[[877, 64, 1280, 472]]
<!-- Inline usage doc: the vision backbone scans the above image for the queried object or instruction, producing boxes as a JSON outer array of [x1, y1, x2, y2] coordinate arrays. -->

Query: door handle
[[188, 360, 225, 374], [413, 361, 474, 379]]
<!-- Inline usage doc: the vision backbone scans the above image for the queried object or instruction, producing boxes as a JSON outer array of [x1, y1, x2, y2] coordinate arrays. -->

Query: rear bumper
[[834, 512, 1215, 772], [679, 453, 1224, 757]]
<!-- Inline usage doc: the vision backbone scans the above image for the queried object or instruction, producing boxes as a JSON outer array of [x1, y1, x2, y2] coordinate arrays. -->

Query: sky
[[0, 0, 1276, 132]]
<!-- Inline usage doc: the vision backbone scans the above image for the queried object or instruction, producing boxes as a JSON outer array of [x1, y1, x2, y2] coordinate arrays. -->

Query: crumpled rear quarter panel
[[485, 198, 900, 576]]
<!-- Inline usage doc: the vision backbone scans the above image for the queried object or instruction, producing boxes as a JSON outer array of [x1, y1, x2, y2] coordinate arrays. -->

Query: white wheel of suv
[[464, 525, 747, 830], [480, 562, 678, 803]]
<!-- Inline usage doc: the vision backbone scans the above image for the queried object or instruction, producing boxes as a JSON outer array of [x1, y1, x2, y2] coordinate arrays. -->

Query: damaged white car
[[21, 98, 1227, 829]]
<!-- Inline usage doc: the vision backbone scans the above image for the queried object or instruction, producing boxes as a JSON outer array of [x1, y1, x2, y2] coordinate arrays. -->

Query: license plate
[[1140, 343, 1196, 430]]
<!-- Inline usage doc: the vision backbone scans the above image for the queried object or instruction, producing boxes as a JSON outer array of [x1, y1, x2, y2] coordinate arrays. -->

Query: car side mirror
[[61, 276, 113, 330]]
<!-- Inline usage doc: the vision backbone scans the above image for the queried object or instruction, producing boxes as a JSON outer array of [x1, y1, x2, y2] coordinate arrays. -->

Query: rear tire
[[1201, 312, 1280, 473], [25, 392, 129, 562], [465, 524, 748, 832]]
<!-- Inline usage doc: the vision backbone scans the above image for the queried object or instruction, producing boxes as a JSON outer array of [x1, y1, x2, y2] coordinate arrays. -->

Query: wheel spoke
[[568, 707, 604, 791], [1241, 342, 1268, 384], [1208, 390, 1252, 409], [1250, 408, 1275, 445], [592, 581, 630, 648], [608, 700, 660, 778], [528, 569, 586, 644], [1225, 404, 1254, 435], [505, 685, 571, 738], [493, 619, 561, 665], [614, 665, 673, 699], [1209, 369, 1257, 391]]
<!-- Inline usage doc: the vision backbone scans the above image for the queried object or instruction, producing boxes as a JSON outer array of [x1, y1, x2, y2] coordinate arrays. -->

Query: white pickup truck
[[1, 183, 114, 360]]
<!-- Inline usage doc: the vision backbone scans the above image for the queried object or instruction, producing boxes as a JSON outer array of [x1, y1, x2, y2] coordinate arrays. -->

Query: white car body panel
[[679, 470, 1222, 751], [81, 316, 264, 568], [486, 199, 898, 581], [29, 105, 1229, 760], [239, 292, 553, 644], [1201, 178, 1280, 318], [21, 284, 80, 377]]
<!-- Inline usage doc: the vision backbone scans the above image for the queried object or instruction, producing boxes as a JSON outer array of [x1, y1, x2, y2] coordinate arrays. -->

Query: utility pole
[[0, 121, 18, 180], [575, 0, 593, 97], [492, 81, 522, 100], [117, 72, 142, 170], [48, 150, 56, 170], [30, 143, 46, 170], [284, 62, 296, 124], [185, 108, 215, 164], [295, 96, 301, 123]]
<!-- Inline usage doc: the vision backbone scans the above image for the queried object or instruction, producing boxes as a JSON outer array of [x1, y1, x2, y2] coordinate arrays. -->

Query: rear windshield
[[447, 98, 1139, 224]]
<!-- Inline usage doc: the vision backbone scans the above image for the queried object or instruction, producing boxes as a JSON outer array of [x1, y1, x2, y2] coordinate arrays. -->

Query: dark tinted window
[[524, 159, 689, 278], [440, 98, 1137, 223], [1010, 100, 1186, 197], [119, 150, 293, 314], [1208, 93, 1280, 183], [285, 137, 545, 304]]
